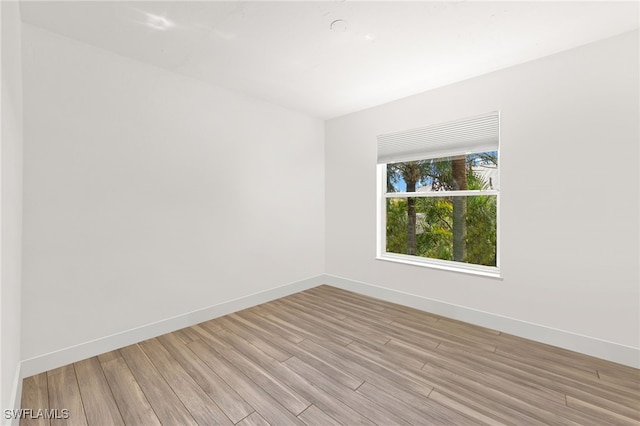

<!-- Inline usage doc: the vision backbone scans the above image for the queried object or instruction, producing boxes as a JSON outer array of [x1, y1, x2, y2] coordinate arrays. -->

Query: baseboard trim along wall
[[4, 366, 23, 426], [322, 274, 640, 369], [19, 273, 639, 382], [19, 275, 325, 378]]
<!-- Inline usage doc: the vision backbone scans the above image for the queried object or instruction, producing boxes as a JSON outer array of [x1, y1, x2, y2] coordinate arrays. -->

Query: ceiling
[[19, 1, 639, 119]]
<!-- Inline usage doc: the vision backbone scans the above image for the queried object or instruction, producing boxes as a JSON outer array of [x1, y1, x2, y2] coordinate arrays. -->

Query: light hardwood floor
[[20, 285, 640, 425]]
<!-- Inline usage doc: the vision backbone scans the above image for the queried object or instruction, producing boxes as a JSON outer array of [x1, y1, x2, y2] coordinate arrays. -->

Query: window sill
[[376, 253, 502, 279]]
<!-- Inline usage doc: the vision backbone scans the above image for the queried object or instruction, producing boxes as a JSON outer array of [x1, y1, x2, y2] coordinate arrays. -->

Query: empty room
[[1, 1, 639, 425]]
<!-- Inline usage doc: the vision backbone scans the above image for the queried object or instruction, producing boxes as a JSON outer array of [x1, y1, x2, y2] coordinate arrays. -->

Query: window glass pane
[[386, 151, 498, 193], [386, 195, 497, 267]]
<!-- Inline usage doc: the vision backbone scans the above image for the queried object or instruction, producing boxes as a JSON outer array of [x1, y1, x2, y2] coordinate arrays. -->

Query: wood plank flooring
[[20, 285, 640, 425]]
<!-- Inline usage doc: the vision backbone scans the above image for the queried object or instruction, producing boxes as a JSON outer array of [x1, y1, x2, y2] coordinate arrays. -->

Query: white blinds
[[377, 112, 499, 164]]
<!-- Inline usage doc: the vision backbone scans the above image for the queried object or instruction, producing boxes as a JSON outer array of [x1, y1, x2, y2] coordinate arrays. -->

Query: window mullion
[[385, 189, 498, 198]]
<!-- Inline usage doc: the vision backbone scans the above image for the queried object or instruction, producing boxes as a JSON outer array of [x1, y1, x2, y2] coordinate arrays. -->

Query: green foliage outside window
[[385, 152, 497, 267]]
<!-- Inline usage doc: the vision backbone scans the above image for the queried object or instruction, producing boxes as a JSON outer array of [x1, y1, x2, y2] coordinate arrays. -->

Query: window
[[377, 112, 500, 277]]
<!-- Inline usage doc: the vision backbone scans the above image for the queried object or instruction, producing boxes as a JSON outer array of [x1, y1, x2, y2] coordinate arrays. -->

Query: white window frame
[[376, 113, 501, 278]]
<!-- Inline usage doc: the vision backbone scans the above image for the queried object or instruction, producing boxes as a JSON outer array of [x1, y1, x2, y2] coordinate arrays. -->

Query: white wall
[[21, 24, 325, 362], [326, 31, 639, 360], [1, 0, 24, 416]]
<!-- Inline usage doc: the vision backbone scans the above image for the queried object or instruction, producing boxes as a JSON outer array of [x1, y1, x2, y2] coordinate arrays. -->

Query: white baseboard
[[322, 274, 640, 369], [2, 365, 23, 426], [18, 272, 639, 381], [20, 275, 325, 378]]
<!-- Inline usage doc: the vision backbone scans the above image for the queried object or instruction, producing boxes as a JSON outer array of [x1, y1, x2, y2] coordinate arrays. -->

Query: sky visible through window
[[387, 151, 498, 193]]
